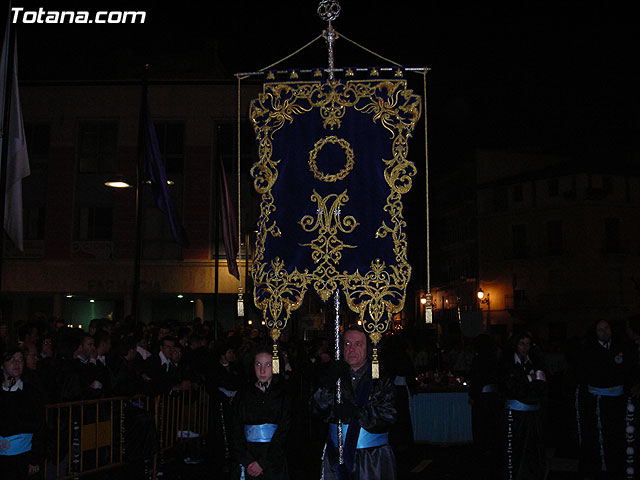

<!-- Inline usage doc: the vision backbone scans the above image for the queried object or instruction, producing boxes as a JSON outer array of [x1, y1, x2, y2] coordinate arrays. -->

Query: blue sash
[[325, 374, 377, 479], [506, 399, 540, 411], [329, 423, 389, 449], [0, 433, 33, 456], [244, 423, 277, 443], [482, 384, 498, 393], [588, 385, 624, 397]]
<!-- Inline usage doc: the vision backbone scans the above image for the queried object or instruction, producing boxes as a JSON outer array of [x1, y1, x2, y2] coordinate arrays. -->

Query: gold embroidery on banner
[[253, 258, 309, 332], [308, 136, 355, 182], [250, 78, 421, 344], [299, 190, 359, 302]]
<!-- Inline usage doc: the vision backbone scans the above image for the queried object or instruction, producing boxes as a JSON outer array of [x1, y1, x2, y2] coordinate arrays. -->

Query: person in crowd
[[0, 346, 46, 479], [151, 322, 174, 354], [232, 345, 291, 479], [501, 330, 547, 480], [312, 325, 397, 480], [109, 335, 158, 477], [468, 334, 502, 479], [93, 329, 113, 395], [17, 323, 39, 347], [40, 335, 54, 360], [111, 335, 151, 397], [19, 343, 48, 404], [73, 333, 109, 399], [88, 318, 105, 337], [381, 334, 416, 467], [183, 333, 209, 385], [168, 343, 194, 392], [132, 326, 153, 382], [578, 319, 636, 479], [210, 341, 243, 470], [143, 336, 184, 395]]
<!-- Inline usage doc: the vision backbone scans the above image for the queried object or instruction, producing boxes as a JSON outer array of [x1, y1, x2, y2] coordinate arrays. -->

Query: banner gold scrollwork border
[[249, 78, 422, 344]]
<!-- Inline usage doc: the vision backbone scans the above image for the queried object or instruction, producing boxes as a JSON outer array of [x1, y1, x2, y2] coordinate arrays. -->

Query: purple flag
[[138, 91, 189, 247], [218, 159, 239, 279]]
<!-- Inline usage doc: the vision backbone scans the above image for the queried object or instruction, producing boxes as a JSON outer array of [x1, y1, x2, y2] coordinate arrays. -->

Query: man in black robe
[[579, 319, 636, 479], [312, 326, 397, 480]]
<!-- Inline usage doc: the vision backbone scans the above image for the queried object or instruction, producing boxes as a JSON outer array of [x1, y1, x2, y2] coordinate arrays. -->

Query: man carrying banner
[[312, 325, 397, 480]]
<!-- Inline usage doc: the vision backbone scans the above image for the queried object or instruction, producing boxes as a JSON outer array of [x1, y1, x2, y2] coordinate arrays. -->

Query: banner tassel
[[272, 341, 280, 374], [372, 347, 379, 379]]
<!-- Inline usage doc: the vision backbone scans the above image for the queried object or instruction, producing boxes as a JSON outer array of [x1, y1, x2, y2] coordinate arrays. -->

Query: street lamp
[[105, 171, 142, 325], [477, 288, 490, 304], [477, 288, 491, 328]]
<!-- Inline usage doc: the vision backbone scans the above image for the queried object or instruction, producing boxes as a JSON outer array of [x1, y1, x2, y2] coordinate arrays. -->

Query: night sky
[[4, 2, 639, 168]]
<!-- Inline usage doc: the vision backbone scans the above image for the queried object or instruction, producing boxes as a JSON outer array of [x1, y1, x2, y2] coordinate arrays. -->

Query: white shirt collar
[[77, 355, 90, 364], [136, 345, 152, 360], [159, 351, 171, 368], [599, 340, 611, 349], [2, 378, 24, 392], [514, 353, 531, 365]]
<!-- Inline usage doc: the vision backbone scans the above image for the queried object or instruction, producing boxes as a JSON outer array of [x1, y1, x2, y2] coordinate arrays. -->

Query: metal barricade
[[44, 386, 210, 479]]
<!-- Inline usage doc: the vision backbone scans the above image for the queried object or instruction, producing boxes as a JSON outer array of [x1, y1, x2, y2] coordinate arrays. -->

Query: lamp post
[[104, 175, 141, 325], [477, 288, 491, 329]]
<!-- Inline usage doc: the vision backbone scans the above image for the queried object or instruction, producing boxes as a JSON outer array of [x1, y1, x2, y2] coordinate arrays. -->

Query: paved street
[[138, 443, 581, 480]]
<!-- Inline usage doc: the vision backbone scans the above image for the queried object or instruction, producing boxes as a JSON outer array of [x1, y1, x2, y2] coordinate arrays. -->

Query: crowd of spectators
[[6, 311, 640, 479], [0, 313, 416, 478]]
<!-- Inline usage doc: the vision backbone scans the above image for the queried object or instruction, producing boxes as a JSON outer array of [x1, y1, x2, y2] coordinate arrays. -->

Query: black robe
[[469, 350, 502, 479], [578, 339, 635, 477], [312, 362, 397, 480], [0, 381, 46, 480], [231, 376, 291, 480], [501, 354, 547, 480]]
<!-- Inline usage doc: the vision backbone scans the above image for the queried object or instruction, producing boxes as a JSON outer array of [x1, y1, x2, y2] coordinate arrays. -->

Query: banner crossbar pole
[[234, 66, 430, 79]]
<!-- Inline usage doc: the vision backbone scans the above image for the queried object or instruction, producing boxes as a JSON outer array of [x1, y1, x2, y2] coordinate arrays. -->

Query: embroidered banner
[[250, 70, 422, 343]]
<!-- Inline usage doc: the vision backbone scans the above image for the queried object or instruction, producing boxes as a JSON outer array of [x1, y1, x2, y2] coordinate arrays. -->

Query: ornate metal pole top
[[317, 0, 341, 22], [318, 0, 341, 80]]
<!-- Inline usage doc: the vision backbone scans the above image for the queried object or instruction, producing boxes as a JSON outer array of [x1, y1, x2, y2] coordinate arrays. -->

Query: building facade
[[432, 149, 640, 343], [2, 79, 261, 330]]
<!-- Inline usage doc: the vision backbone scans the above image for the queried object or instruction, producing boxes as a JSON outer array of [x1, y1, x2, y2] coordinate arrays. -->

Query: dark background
[[5, 1, 638, 168]]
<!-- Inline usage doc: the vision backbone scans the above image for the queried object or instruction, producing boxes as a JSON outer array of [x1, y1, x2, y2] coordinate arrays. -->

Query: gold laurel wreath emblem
[[308, 136, 355, 182]]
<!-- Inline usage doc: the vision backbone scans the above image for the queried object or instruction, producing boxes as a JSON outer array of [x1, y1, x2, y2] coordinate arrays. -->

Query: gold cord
[[237, 76, 243, 297], [337, 31, 404, 67], [258, 35, 325, 73]]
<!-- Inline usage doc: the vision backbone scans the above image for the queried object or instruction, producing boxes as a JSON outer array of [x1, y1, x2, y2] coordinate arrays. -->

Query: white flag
[[0, 26, 30, 251]]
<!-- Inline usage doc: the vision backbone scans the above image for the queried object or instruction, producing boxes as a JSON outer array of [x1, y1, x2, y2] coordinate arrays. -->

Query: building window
[[76, 207, 113, 240], [493, 186, 508, 212], [142, 183, 184, 260], [138, 122, 185, 260], [546, 220, 564, 255], [512, 224, 528, 258], [154, 122, 184, 174], [24, 123, 50, 173], [512, 184, 523, 203], [24, 206, 46, 241], [78, 121, 118, 173], [604, 218, 621, 253]]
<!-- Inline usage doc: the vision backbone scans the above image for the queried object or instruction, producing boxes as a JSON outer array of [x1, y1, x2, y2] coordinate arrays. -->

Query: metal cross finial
[[318, 0, 341, 22], [318, 0, 341, 80]]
